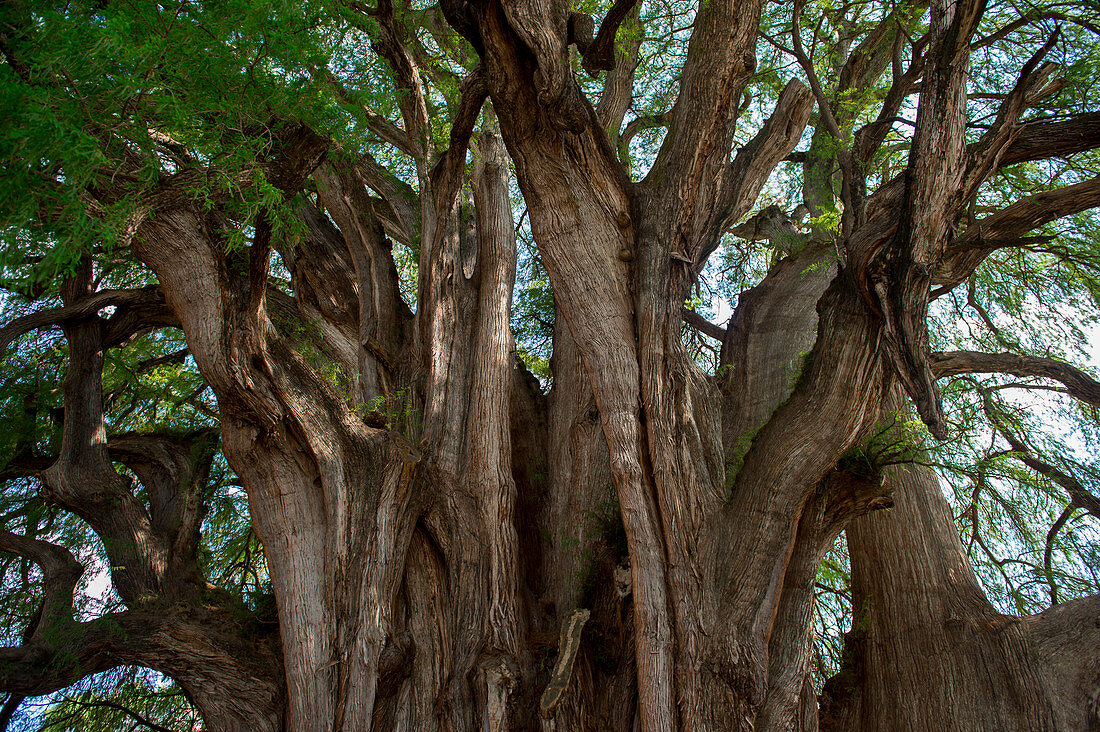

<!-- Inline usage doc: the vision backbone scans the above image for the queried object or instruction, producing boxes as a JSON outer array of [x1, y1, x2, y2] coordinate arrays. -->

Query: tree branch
[[959, 30, 1060, 202], [698, 80, 814, 270], [0, 530, 82, 633], [645, 0, 766, 249], [107, 428, 220, 566], [979, 389, 1100, 517], [357, 154, 420, 245], [55, 696, 176, 732], [594, 0, 643, 137], [363, 0, 433, 164], [309, 64, 417, 157], [572, 0, 642, 75], [934, 175, 1100, 290], [932, 350, 1100, 407], [997, 112, 1100, 167], [0, 286, 170, 356], [863, 0, 989, 438], [428, 65, 489, 240], [682, 308, 727, 341]]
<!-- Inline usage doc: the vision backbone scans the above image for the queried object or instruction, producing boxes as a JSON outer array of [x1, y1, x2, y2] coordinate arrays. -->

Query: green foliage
[[837, 412, 927, 482], [361, 387, 421, 439], [36, 670, 202, 731], [0, 0, 353, 288]]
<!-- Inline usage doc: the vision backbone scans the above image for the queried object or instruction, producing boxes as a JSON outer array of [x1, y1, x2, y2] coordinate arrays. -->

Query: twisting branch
[[570, 0, 642, 75], [697, 80, 815, 270], [0, 530, 82, 634], [934, 175, 1100, 291], [357, 153, 420, 244], [428, 65, 489, 240], [960, 29, 1061, 202], [1043, 505, 1074, 605], [862, 0, 988, 439], [108, 429, 220, 567], [0, 286, 171, 356]]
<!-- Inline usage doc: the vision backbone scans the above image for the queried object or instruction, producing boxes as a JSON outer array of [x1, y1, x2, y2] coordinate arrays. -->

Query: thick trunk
[[822, 395, 1100, 731]]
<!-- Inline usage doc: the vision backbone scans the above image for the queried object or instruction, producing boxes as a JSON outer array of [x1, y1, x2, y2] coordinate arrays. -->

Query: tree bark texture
[[6, 0, 1100, 729], [821, 393, 1100, 731]]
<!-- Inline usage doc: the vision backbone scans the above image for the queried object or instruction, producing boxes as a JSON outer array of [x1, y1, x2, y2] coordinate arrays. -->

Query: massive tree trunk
[[5, 0, 1100, 729], [821, 398, 1100, 730]]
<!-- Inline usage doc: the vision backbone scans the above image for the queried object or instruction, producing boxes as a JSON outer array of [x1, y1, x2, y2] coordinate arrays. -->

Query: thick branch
[[108, 429, 220, 569], [646, 0, 766, 253], [428, 66, 489, 239], [574, 0, 641, 75], [0, 531, 82, 634], [683, 308, 727, 342], [0, 286, 171, 356], [698, 80, 815, 270], [934, 175, 1100, 290], [0, 598, 284, 731], [41, 271, 175, 603], [594, 0, 642, 136], [932, 350, 1100, 406], [358, 154, 420, 245], [998, 112, 1100, 167], [864, 0, 988, 438]]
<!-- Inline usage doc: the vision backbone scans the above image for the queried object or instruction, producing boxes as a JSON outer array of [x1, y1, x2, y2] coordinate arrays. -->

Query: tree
[[1, 0, 1099, 728]]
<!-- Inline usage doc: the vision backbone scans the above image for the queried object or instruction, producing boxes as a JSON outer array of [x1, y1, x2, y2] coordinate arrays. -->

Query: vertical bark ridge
[[135, 207, 425, 731], [476, 25, 677, 719], [466, 130, 528, 727], [315, 160, 414, 405]]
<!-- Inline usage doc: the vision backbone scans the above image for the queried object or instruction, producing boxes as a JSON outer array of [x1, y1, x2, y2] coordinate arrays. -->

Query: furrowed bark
[[536, 315, 629, 729], [463, 3, 680, 720], [461, 129, 528, 727], [719, 242, 836, 466], [757, 468, 892, 730], [864, 0, 987, 438], [133, 204, 422, 731], [315, 160, 414, 405], [821, 402, 1088, 730], [704, 272, 887, 729]]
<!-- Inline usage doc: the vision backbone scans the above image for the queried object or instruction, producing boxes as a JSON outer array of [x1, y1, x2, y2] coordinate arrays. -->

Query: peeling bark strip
[[541, 609, 591, 716]]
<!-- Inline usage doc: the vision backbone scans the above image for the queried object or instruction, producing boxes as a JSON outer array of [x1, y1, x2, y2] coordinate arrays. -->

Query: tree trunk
[[821, 394, 1100, 731]]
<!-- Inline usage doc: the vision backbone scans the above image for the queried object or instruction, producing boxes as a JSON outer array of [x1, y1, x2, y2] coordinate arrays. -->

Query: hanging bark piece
[[540, 608, 592, 717]]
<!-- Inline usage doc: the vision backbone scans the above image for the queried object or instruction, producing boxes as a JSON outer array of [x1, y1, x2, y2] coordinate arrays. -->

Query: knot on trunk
[[567, 12, 595, 54]]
